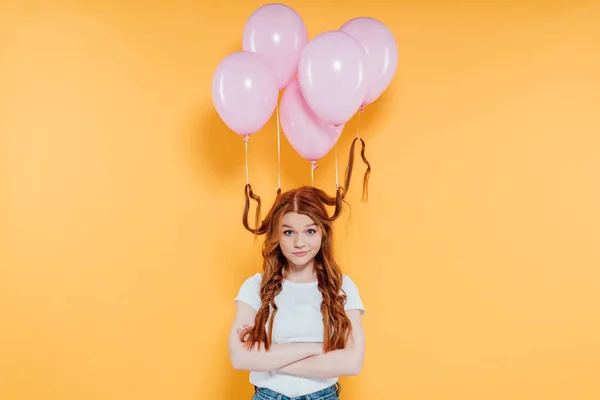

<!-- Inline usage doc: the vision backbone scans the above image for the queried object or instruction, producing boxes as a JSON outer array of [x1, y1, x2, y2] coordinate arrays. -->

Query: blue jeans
[[252, 383, 341, 400]]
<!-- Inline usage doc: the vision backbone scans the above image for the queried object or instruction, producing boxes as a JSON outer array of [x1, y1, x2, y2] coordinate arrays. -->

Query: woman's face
[[279, 212, 323, 267]]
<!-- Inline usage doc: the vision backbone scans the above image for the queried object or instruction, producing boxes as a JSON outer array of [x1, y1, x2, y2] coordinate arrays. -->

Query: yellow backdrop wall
[[1, 1, 599, 399]]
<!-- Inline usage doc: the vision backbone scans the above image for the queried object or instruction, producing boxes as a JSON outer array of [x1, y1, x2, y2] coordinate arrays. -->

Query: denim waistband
[[254, 382, 341, 400]]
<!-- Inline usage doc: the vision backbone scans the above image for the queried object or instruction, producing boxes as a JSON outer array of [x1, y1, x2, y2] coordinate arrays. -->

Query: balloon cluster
[[211, 2, 397, 169]]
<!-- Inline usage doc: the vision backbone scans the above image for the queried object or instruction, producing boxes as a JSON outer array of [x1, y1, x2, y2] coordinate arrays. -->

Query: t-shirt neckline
[[283, 278, 318, 287]]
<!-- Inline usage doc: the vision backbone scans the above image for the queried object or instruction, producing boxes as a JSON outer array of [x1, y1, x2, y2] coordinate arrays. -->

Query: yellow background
[[1, 1, 599, 399]]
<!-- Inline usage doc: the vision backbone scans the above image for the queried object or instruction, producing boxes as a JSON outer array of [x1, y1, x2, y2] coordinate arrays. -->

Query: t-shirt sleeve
[[342, 275, 365, 315], [234, 273, 262, 311]]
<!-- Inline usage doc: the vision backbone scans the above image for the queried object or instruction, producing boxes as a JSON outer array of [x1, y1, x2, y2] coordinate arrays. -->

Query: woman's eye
[[283, 230, 293, 236], [307, 229, 316, 235]]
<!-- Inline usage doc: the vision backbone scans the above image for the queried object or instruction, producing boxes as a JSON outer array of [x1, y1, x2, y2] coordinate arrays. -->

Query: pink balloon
[[211, 51, 278, 136], [340, 17, 398, 106], [298, 31, 369, 126], [280, 79, 343, 162], [243, 4, 308, 90]]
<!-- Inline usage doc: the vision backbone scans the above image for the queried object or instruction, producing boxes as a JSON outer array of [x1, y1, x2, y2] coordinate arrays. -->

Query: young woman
[[229, 185, 366, 400]]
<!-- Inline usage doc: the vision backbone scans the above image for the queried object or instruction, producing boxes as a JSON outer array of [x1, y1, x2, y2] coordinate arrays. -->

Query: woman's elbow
[[228, 345, 248, 371], [230, 353, 248, 371], [231, 359, 245, 371], [346, 366, 362, 376], [347, 357, 364, 376]]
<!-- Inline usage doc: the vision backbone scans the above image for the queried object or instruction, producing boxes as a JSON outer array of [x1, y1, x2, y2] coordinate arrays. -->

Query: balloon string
[[276, 102, 281, 191], [356, 105, 364, 140], [244, 135, 249, 185], [334, 143, 339, 189], [311, 161, 318, 186]]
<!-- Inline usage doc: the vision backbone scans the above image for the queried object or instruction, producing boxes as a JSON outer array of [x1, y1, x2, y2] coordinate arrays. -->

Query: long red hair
[[240, 186, 352, 352]]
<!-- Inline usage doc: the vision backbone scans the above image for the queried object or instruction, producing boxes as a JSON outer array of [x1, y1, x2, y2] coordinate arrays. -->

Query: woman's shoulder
[[340, 274, 365, 313], [235, 273, 263, 311], [341, 274, 359, 288], [240, 272, 263, 288]]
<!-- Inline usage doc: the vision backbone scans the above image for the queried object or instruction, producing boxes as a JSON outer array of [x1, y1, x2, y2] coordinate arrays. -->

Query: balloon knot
[[243, 135, 249, 142]]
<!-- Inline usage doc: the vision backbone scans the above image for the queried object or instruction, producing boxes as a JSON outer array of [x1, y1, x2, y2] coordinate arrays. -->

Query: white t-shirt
[[234, 273, 365, 397]]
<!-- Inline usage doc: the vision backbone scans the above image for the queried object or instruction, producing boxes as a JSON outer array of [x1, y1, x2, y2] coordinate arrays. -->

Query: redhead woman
[[229, 185, 365, 400]]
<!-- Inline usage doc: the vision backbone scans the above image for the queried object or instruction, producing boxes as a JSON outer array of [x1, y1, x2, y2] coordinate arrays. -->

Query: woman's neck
[[284, 261, 317, 283]]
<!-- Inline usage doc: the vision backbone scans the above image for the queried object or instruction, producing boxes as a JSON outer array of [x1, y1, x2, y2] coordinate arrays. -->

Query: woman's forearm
[[278, 310, 365, 378], [230, 341, 323, 372], [277, 348, 362, 378]]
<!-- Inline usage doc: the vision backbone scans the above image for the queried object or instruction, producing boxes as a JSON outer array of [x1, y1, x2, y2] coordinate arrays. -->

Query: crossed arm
[[228, 301, 365, 377]]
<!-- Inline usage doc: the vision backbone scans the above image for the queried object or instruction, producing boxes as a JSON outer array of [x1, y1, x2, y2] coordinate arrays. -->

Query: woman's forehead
[[281, 212, 316, 228]]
